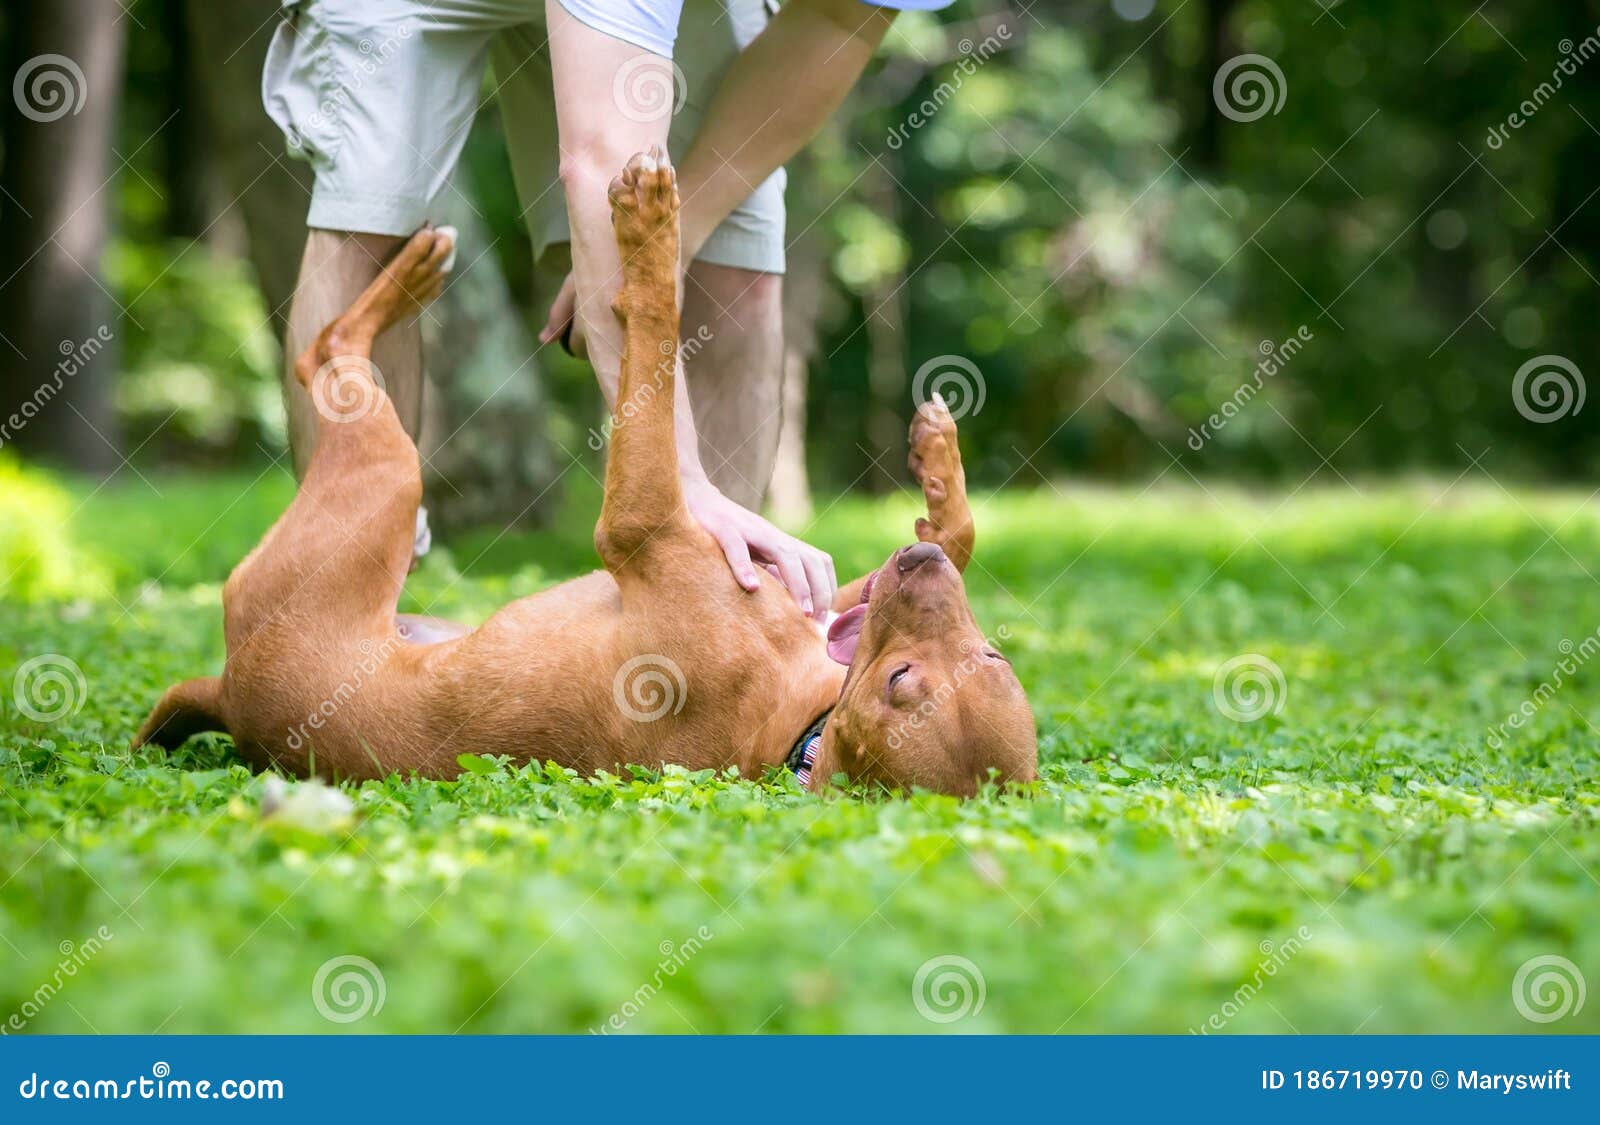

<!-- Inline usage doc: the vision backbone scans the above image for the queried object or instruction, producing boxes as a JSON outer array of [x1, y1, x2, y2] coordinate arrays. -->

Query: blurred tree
[[419, 181, 558, 536], [0, 0, 127, 472]]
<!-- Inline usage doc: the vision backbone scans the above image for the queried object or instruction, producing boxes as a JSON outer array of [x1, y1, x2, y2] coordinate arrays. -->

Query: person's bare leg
[[283, 229, 423, 477], [546, 0, 834, 617], [680, 263, 783, 510], [544, 4, 677, 453]]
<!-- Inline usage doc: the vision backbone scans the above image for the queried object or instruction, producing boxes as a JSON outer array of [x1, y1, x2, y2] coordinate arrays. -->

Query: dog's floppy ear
[[133, 677, 227, 750]]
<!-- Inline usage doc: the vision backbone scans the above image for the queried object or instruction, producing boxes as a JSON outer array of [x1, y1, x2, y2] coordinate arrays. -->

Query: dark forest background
[[3, 0, 1598, 532]]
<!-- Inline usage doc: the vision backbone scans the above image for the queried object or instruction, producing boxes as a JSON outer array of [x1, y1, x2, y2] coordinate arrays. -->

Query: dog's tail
[[133, 676, 228, 750]]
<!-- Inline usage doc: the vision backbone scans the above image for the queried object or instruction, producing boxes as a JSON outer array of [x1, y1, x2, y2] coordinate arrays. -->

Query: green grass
[[2, 465, 1597, 1033]]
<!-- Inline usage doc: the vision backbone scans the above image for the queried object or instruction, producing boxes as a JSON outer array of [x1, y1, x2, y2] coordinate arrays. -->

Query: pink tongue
[[826, 603, 868, 665]]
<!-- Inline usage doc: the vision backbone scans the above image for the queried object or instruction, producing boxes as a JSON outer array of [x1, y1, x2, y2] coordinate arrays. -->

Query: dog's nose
[[897, 541, 946, 573]]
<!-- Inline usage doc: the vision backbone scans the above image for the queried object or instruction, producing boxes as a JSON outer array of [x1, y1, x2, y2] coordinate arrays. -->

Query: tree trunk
[[862, 160, 908, 493], [768, 164, 832, 524], [1194, 0, 1236, 171], [418, 185, 558, 536], [184, 0, 311, 340], [161, 0, 210, 238], [0, 0, 127, 471]]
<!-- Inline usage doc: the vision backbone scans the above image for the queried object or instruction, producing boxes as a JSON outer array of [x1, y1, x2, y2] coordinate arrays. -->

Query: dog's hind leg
[[906, 394, 974, 571], [231, 227, 456, 635], [828, 396, 975, 612]]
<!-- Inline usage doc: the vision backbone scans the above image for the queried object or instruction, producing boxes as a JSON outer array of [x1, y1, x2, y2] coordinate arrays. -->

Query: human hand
[[538, 272, 586, 358], [682, 477, 835, 620]]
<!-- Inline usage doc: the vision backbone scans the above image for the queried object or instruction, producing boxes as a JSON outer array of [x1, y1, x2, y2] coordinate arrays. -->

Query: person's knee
[[685, 265, 782, 352]]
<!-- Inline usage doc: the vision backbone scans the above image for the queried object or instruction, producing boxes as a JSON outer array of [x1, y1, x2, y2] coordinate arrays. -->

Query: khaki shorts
[[263, 0, 786, 273]]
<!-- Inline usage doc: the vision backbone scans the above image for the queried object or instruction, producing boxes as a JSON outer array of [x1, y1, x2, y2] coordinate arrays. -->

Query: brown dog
[[135, 148, 1037, 796]]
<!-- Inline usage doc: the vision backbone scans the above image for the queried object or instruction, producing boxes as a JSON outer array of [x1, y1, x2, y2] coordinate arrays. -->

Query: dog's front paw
[[609, 146, 679, 255]]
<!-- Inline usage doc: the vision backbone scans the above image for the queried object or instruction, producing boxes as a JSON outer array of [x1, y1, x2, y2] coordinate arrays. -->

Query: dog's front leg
[[593, 148, 696, 571]]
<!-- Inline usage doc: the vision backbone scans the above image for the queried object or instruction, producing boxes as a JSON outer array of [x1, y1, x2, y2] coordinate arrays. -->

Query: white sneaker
[[413, 505, 433, 564]]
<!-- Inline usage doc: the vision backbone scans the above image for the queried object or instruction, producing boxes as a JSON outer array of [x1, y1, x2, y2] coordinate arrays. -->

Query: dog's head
[[819, 541, 1037, 796]]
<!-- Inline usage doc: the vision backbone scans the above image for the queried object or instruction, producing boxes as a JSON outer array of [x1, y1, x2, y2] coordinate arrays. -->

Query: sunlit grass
[[1, 467, 1596, 1032]]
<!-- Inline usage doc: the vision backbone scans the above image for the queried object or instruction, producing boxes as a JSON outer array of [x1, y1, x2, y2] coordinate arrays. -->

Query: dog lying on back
[[136, 148, 1037, 796]]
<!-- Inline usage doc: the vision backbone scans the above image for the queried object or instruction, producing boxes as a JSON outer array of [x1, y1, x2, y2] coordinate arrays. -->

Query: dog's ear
[[133, 677, 227, 750]]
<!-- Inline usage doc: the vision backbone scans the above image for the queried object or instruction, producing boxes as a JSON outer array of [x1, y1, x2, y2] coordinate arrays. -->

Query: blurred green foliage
[[102, 1, 1600, 486], [105, 241, 284, 458]]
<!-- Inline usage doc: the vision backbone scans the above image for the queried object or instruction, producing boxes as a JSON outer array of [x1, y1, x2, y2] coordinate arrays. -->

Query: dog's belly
[[418, 572, 844, 780]]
